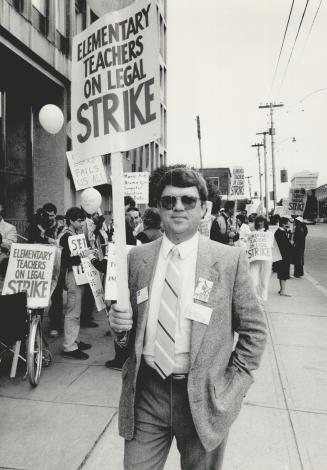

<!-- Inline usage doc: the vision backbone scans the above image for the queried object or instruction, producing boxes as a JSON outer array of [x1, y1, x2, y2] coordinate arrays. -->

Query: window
[[75, 0, 86, 34], [32, 0, 48, 35], [209, 177, 220, 190], [55, 0, 69, 55]]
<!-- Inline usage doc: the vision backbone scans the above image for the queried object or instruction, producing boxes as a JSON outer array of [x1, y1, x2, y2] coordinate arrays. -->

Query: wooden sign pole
[[111, 152, 129, 309]]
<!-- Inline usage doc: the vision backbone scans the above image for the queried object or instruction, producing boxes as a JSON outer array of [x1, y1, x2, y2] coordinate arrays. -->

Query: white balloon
[[80, 188, 102, 214], [39, 104, 64, 135], [87, 0, 135, 16]]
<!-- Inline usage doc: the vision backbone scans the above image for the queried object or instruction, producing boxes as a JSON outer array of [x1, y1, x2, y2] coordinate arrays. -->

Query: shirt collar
[[162, 232, 199, 260]]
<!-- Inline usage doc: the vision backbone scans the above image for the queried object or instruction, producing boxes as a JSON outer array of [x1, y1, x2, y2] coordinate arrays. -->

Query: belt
[[141, 360, 188, 381], [171, 373, 188, 380]]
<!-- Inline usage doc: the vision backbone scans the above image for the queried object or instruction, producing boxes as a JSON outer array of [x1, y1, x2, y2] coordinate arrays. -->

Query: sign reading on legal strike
[[247, 232, 273, 262], [230, 167, 245, 198], [67, 151, 107, 191], [124, 171, 149, 204], [3, 244, 56, 308], [288, 188, 307, 216], [71, 0, 160, 162]]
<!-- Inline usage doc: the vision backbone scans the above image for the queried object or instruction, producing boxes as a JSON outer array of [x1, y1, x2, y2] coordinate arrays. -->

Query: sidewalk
[[0, 272, 326, 470]]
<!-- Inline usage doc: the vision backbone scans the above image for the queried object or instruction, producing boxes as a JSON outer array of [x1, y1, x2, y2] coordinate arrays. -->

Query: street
[[0, 224, 327, 470], [305, 224, 327, 289]]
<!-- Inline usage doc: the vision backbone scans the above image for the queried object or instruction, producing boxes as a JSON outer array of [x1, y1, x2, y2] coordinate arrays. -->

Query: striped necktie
[[154, 246, 181, 379]]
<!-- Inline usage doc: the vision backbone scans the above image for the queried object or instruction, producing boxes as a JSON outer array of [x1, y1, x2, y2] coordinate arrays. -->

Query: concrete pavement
[[1, 261, 327, 469]]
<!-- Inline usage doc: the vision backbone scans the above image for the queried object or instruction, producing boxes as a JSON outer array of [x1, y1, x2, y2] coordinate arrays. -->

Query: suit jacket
[[119, 235, 267, 451]]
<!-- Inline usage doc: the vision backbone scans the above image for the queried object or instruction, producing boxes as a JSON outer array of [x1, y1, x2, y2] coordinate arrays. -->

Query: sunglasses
[[159, 195, 201, 210]]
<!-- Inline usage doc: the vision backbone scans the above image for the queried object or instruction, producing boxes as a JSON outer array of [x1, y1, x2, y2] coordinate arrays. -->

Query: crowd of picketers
[[0, 196, 307, 369]]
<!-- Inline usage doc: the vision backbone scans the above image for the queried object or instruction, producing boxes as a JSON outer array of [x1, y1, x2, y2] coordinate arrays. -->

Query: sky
[[167, 0, 327, 202]]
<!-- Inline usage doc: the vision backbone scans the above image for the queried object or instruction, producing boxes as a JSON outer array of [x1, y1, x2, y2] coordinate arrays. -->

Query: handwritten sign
[[247, 231, 273, 262], [66, 151, 107, 191], [71, 0, 160, 162], [230, 167, 245, 198], [80, 257, 106, 311], [104, 243, 135, 300], [288, 189, 307, 216], [3, 244, 56, 308], [124, 171, 149, 204], [68, 234, 88, 285], [198, 201, 213, 237]]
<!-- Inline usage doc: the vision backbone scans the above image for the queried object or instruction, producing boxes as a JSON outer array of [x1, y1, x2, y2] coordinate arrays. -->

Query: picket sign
[[68, 234, 88, 285], [105, 242, 135, 301]]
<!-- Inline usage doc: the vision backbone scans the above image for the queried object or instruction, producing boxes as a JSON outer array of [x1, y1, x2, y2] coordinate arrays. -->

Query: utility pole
[[258, 102, 283, 211], [256, 131, 269, 217], [196, 115, 203, 169], [245, 176, 253, 200], [251, 143, 264, 203]]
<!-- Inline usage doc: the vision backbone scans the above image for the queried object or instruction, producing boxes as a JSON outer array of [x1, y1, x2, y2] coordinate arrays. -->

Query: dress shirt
[[143, 232, 199, 374]]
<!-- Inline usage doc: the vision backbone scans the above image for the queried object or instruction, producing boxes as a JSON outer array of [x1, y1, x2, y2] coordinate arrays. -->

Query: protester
[[59, 207, 91, 359], [248, 216, 272, 304], [109, 167, 266, 469], [27, 203, 58, 244], [126, 206, 143, 237], [235, 214, 251, 249], [274, 217, 294, 296], [293, 216, 308, 278], [136, 208, 162, 244], [124, 195, 136, 212], [210, 200, 239, 245]]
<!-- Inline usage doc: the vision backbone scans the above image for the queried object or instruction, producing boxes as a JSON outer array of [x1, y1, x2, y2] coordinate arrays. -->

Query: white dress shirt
[[143, 232, 199, 373]]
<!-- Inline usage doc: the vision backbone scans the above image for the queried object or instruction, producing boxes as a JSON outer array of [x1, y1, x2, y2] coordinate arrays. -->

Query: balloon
[[87, 0, 135, 16], [80, 188, 102, 214], [39, 104, 64, 135]]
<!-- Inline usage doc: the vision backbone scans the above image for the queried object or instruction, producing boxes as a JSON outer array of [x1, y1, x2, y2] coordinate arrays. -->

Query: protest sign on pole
[[80, 257, 106, 311], [247, 232, 273, 263], [230, 167, 245, 199], [288, 188, 307, 216], [104, 243, 135, 301], [66, 151, 107, 191], [198, 201, 213, 237], [71, 0, 160, 162], [68, 234, 88, 285], [124, 171, 149, 204], [3, 244, 56, 308]]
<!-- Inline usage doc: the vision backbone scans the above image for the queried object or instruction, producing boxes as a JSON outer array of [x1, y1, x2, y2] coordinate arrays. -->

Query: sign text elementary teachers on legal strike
[[72, 0, 160, 162]]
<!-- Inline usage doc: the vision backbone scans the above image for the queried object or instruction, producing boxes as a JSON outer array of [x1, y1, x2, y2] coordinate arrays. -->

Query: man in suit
[[109, 168, 267, 470]]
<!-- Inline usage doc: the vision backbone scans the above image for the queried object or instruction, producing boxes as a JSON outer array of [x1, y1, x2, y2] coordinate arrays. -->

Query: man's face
[[158, 185, 206, 243], [128, 210, 140, 229], [45, 210, 56, 226], [71, 218, 85, 232]]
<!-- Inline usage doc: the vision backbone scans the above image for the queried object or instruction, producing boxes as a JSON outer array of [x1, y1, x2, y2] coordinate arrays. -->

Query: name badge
[[137, 286, 148, 304], [185, 302, 213, 325], [193, 277, 213, 303]]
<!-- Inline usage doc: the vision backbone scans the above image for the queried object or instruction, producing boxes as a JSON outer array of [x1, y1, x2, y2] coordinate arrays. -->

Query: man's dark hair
[[143, 208, 161, 229], [279, 217, 290, 226], [126, 207, 140, 215], [124, 196, 136, 208], [254, 215, 268, 231], [156, 168, 208, 202], [236, 214, 246, 224], [43, 203, 57, 214], [224, 200, 235, 212], [65, 207, 85, 224], [270, 214, 280, 225]]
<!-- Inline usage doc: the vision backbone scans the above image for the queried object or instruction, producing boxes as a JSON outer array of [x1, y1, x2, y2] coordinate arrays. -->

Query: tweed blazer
[[118, 235, 267, 451]]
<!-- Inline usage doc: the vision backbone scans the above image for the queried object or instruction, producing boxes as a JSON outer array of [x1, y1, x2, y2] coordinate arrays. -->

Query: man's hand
[[109, 304, 133, 333]]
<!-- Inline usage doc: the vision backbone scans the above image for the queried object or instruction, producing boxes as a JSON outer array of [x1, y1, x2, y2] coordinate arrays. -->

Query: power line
[[270, 0, 295, 93], [281, 0, 311, 87], [305, 0, 323, 44]]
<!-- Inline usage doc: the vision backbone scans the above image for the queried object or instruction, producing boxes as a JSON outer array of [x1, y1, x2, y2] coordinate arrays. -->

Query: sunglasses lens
[[181, 196, 198, 209], [160, 196, 176, 209]]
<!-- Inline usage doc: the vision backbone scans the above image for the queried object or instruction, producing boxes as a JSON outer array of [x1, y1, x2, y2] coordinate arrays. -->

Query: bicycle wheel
[[27, 316, 43, 387]]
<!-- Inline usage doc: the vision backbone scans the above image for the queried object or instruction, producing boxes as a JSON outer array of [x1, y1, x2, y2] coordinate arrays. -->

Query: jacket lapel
[[134, 239, 162, 355], [190, 236, 221, 366]]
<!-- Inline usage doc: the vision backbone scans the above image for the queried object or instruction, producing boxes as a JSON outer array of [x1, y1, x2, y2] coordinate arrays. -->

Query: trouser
[[63, 271, 85, 352], [48, 271, 64, 331], [124, 362, 228, 470], [80, 284, 95, 324], [249, 260, 272, 302]]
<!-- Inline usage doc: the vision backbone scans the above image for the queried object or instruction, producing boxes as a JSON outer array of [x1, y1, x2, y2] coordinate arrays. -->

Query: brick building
[[0, 0, 167, 234], [201, 167, 231, 197]]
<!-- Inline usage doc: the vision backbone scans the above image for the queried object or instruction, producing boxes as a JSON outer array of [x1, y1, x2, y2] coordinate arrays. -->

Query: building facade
[[0, 0, 167, 233], [290, 171, 319, 191], [201, 167, 231, 197]]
